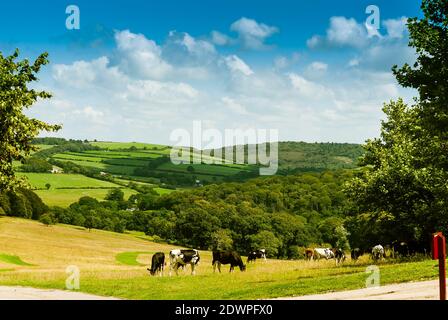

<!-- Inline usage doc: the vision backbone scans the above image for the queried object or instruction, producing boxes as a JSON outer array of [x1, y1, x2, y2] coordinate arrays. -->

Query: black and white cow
[[351, 248, 363, 261], [371, 244, 385, 261], [391, 241, 409, 258], [333, 248, 346, 265], [247, 249, 267, 263], [313, 248, 335, 260], [213, 251, 246, 272], [147, 252, 165, 276], [169, 249, 200, 276]]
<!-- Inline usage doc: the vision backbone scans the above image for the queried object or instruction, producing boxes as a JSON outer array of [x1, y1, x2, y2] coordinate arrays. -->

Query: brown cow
[[304, 249, 314, 261]]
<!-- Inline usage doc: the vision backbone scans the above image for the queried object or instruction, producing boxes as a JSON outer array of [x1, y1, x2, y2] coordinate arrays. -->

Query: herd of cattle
[[148, 249, 266, 276], [147, 241, 425, 276]]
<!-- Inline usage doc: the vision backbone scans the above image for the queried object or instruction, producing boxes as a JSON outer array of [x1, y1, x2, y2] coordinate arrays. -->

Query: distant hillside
[[206, 141, 364, 174], [27, 139, 364, 192], [277, 141, 363, 173]]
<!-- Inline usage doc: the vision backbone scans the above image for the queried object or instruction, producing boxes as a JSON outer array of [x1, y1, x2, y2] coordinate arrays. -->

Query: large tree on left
[[0, 50, 61, 190]]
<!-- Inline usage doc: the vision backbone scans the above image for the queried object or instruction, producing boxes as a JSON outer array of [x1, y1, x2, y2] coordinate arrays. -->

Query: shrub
[[20, 157, 52, 173], [105, 188, 124, 202], [39, 213, 55, 226]]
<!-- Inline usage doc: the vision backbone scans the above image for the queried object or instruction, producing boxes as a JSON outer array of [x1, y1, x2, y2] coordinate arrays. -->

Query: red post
[[432, 232, 446, 300]]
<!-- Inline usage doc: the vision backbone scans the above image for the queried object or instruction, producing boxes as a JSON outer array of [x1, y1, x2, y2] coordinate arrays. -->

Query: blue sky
[[1, 0, 423, 146]]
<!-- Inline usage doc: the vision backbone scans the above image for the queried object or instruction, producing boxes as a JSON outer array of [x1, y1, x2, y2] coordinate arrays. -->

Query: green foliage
[[37, 170, 352, 258], [19, 157, 52, 173], [210, 229, 234, 250], [1, 188, 47, 220], [0, 192, 11, 215], [149, 171, 352, 257], [0, 50, 61, 190], [346, 1, 448, 250], [7, 191, 32, 218], [39, 213, 55, 226], [248, 230, 282, 257], [105, 188, 124, 202], [33, 139, 100, 159]]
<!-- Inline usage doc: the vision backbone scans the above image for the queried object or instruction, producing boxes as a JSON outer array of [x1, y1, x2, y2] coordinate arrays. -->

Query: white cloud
[[274, 56, 288, 69], [115, 30, 172, 79], [53, 57, 125, 89], [124, 80, 199, 101], [288, 73, 332, 98], [230, 17, 278, 49], [274, 52, 300, 70], [306, 15, 415, 71], [73, 106, 104, 118], [307, 16, 409, 50], [33, 25, 418, 145], [312, 17, 368, 48], [211, 30, 234, 46], [171, 31, 216, 56], [383, 17, 408, 38], [221, 97, 249, 115], [348, 58, 360, 67], [308, 61, 328, 72], [225, 55, 254, 76], [306, 35, 321, 48]]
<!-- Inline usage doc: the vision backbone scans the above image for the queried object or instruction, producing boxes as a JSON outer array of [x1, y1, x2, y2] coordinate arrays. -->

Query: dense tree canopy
[[0, 50, 60, 190]]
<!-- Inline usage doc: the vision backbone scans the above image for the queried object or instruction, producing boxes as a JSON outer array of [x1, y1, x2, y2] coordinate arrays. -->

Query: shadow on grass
[[0, 253, 35, 266], [115, 251, 156, 266]]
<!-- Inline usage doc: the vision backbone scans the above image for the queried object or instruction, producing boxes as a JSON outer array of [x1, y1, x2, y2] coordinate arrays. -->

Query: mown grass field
[[0, 217, 439, 300], [34, 189, 138, 207], [18, 173, 121, 189], [17, 173, 138, 207]]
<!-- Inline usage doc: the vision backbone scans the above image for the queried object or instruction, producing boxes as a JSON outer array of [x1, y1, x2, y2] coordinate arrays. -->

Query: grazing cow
[[392, 241, 409, 258], [351, 248, 363, 261], [371, 245, 385, 261], [213, 251, 246, 272], [147, 252, 165, 276], [169, 249, 200, 276], [333, 248, 346, 265], [247, 249, 267, 263], [304, 249, 314, 261], [313, 248, 335, 260]]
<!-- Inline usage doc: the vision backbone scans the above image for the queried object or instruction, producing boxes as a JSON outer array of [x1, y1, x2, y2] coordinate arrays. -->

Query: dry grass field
[[0, 217, 439, 300]]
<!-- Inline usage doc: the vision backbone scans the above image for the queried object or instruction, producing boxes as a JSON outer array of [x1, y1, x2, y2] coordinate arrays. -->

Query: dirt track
[[275, 280, 441, 300], [0, 286, 118, 300]]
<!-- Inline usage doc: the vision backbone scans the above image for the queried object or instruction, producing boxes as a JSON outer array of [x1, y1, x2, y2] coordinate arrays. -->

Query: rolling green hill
[[16, 172, 138, 207], [40, 139, 363, 184], [17, 138, 363, 208], [206, 141, 364, 174]]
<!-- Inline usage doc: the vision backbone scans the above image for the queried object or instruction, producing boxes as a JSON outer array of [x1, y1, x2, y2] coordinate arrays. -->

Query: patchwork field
[[0, 217, 438, 300], [51, 148, 253, 180], [18, 173, 120, 189], [17, 173, 137, 207], [34, 189, 138, 207]]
